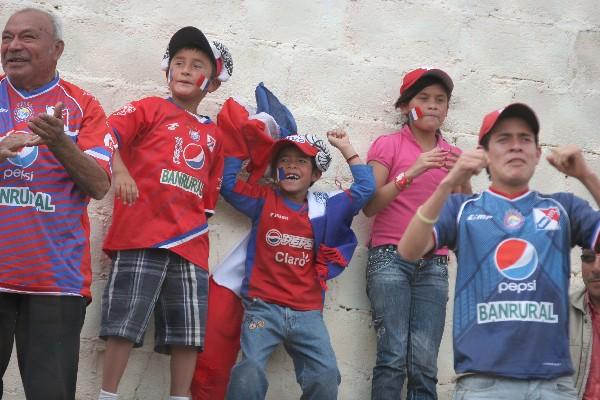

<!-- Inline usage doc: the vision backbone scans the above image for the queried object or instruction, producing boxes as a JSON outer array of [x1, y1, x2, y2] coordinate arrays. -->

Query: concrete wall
[[1, 1, 599, 399]]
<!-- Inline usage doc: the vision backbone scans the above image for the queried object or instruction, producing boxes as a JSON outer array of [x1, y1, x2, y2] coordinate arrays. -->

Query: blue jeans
[[226, 298, 340, 400], [366, 244, 449, 400], [452, 375, 577, 400]]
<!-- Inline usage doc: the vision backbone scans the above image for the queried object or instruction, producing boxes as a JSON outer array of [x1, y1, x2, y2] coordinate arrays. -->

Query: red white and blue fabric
[[434, 189, 600, 379], [103, 96, 223, 271], [218, 157, 374, 310], [0, 75, 114, 298]]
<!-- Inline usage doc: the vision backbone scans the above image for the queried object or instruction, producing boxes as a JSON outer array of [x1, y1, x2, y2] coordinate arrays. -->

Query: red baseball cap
[[270, 134, 332, 172], [478, 103, 540, 144], [400, 68, 454, 97]]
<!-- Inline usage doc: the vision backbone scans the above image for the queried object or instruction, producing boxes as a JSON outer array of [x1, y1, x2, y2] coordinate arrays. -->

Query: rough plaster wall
[[1, 0, 600, 399]]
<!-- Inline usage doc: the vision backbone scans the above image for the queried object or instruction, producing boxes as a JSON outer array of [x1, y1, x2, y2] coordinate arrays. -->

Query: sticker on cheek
[[276, 167, 286, 183], [408, 106, 423, 123], [195, 75, 210, 91]]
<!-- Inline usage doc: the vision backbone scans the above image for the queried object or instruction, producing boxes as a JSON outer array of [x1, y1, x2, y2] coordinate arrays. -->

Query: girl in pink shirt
[[364, 68, 468, 400]]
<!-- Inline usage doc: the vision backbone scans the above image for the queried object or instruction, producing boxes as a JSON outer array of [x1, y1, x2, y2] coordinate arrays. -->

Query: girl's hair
[[394, 76, 452, 109]]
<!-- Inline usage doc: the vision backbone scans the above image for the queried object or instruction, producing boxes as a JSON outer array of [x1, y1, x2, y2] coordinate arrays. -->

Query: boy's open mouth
[[285, 173, 300, 180]]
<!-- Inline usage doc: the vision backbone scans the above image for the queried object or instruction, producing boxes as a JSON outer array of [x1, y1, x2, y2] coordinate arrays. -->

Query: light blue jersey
[[435, 189, 600, 379]]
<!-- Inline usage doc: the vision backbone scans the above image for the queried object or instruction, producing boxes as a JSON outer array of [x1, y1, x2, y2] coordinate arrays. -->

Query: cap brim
[[498, 103, 539, 135]]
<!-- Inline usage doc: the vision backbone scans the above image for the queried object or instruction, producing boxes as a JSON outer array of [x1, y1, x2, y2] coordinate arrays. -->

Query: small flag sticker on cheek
[[408, 107, 424, 123], [276, 167, 286, 183]]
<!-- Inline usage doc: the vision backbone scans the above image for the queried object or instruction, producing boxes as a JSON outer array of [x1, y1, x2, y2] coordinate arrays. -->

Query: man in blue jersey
[[0, 8, 113, 400], [398, 103, 600, 399]]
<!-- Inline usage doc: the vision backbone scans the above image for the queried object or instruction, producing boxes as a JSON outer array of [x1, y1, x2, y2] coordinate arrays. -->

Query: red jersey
[[0, 75, 114, 298], [230, 181, 323, 310], [103, 97, 223, 270]]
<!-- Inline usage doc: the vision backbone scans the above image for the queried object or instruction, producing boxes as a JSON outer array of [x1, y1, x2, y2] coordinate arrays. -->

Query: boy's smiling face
[[168, 48, 217, 102], [275, 145, 321, 203]]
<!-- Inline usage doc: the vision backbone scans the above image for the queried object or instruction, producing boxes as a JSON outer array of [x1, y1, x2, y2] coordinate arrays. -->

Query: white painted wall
[[1, 1, 599, 399]]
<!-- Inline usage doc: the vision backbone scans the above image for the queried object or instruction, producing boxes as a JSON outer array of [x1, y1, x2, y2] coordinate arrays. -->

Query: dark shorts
[[100, 249, 208, 354]]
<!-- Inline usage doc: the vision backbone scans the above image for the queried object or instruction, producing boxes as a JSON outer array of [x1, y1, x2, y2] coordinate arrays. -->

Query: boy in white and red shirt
[[97, 27, 233, 400], [222, 131, 375, 400]]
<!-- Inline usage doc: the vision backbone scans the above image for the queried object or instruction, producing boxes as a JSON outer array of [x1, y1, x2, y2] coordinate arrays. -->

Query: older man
[[571, 248, 600, 399], [0, 8, 114, 400]]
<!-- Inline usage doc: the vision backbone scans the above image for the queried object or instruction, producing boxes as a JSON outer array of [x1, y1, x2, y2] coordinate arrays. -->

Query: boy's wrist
[[337, 144, 356, 159]]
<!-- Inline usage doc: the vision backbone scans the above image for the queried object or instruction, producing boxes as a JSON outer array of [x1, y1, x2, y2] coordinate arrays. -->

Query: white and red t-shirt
[[103, 97, 223, 270], [0, 75, 114, 298]]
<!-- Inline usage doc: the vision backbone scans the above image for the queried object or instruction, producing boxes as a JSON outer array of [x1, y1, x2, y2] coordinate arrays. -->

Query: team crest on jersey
[[494, 238, 538, 281], [113, 104, 136, 116], [503, 209, 524, 230], [207, 135, 216, 152], [1, 131, 39, 169], [14, 102, 33, 122], [166, 122, 179, 131], [0, 107, 8, 113], [183, 143, 205, 170], [188, 129, 200, 142], [533, 207, 560, 230]]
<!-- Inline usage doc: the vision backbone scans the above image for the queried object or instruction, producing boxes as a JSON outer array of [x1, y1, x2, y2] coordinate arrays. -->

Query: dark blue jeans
[[226, 298, 340, 400], [367, 245, 449, 400]]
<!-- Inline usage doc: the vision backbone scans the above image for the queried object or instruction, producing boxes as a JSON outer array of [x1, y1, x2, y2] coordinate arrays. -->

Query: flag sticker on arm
[[408, 107, 424, 123], [533, 207, 560, 230]]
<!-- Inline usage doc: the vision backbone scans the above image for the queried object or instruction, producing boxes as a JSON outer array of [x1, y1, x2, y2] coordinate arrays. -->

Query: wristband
[[394, 172, 413, 191], [415, 206, 438, 225], [346, 154, 359, 163]]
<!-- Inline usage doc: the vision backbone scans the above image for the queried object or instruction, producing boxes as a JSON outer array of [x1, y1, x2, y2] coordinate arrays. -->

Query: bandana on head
[[271, 134, 332, 173]]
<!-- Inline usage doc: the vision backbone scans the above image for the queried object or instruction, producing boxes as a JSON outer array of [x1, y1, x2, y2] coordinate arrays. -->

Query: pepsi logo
[[183, 143, 205, 170], [2, 131, 39, 168], [494, 238, 538, 281], [266, 229, 282, 246]]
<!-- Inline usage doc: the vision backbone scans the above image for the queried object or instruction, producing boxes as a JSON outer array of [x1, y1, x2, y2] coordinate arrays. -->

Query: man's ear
[[207, 79, 221, 93], [53, 40, 64, 62]]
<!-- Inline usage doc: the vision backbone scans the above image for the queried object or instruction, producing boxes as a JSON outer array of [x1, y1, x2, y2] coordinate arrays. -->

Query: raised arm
[[547, 144, 600, 207], [398, 149, 487, 261], [326, 129, 375, 211]]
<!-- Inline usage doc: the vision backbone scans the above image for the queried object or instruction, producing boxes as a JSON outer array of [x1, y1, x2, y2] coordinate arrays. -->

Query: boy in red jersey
[[97, 27, 232, 400], [221, 130, 375, 400]]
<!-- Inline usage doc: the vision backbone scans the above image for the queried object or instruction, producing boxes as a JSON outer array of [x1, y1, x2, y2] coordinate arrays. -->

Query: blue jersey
[[434, 190, 600, 379]]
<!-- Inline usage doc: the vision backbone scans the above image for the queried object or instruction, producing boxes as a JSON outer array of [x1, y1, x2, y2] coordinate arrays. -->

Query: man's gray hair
[[14, 7, 63, 41]]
